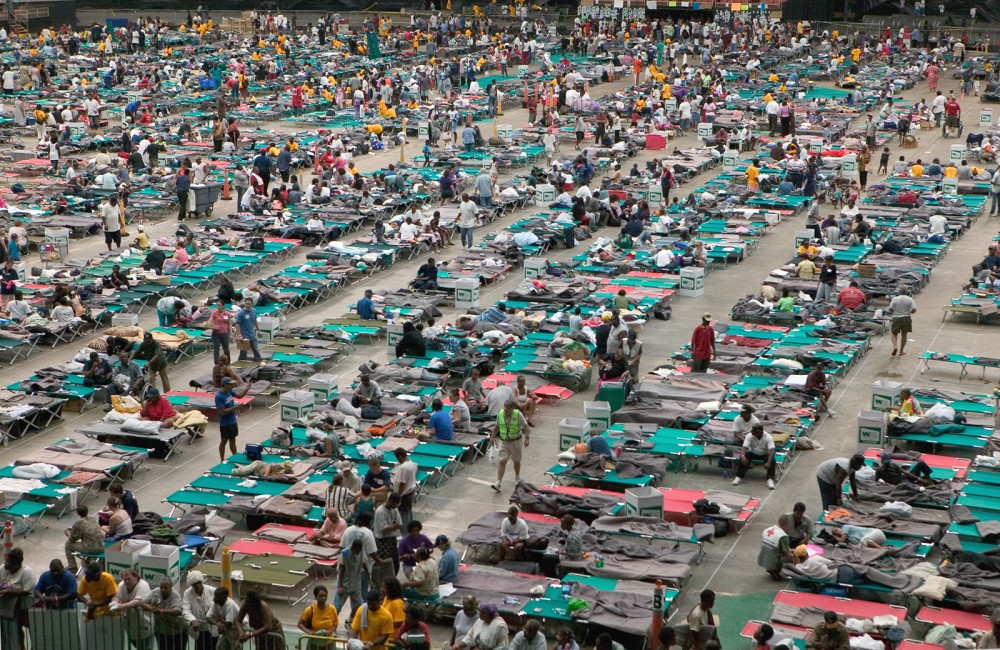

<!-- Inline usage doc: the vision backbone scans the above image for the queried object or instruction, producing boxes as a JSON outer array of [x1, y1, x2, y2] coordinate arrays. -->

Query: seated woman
[[140, 388, 179, 428], [598, 349, 631, 387], [401, 548, 439, 601], [395, 321, 426, 358], [394, 607, 432, 649], [172, 240, 190, 267], [100, 496, 133, 541]]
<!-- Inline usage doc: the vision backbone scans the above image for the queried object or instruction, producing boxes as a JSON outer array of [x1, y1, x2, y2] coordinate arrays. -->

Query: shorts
[[946, 114, 959, 128], [105, 230, 121, 247], [220, 423, 239, 439], [890, 316, 912, 335], [498, 437, 523, 463]]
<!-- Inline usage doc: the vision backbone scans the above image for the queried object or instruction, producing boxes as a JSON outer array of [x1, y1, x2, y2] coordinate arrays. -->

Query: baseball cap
[[880, 452, 893, 464], [703, 312, 712, 320], [222, 377, 237, 386], [145, 388, 159, 399]]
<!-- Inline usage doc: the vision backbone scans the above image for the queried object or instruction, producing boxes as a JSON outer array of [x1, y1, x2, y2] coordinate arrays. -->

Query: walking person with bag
[[235, 298, 262, 362]]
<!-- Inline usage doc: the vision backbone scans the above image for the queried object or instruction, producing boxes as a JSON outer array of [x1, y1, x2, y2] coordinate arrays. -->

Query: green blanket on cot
[[930, 423, 969, 436]]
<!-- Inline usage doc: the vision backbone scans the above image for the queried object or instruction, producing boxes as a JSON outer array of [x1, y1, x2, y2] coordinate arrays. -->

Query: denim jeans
[[460, 226, 474, 248], [211, 331, 230, 364], [238, 335, 262, 362], [478, 195, 492, 208], [992, 191, 1000, 213], [157, 310, 172, 326], [815, 282, 833, 303]]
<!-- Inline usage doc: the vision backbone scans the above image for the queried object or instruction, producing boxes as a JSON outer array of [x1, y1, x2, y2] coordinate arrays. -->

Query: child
[[7, 234, 19, 262], [394, 606, 431, 649], [422, 140, 431, 168], [878, 147, 890, 175], [353, 483, 375, 524], [553, 628, 580, 650]]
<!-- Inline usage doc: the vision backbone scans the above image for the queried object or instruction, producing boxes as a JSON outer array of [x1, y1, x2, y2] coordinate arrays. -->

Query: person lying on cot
[[231, 459, 294, 479], [829, 525, 886, 548], [874, 452, 937, 487]]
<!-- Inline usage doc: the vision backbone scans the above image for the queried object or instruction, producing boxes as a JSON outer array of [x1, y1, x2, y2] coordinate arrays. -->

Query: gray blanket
[[590, 515, 712, 542]]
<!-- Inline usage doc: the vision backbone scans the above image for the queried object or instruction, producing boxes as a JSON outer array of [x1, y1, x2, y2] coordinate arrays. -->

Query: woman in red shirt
[[209, 302, 233, 365]]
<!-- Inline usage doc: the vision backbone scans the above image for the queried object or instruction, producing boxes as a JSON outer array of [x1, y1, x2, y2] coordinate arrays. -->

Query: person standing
[[276, 145, 292, 183], [215, 377, 240, 462], [690, 313, 716, 373], [887, 291, 916, 356], [235, 298, 262, 362], [475, 168, 493, 208], [181, 571, 216, 650], [336, 539, 372, 621], [815, 257, 837, 303], [816, 455, 865, 512], [142, 578, 186, 650], [133, 331, 170, 391], [101, 195, 121, 251], [209, 301, 233, 364], [458, 194, 477, 250], [176, 168, 191, 221], [373, 492, 403, 580], [392, 448, 419, 528], [113, 569, 154, 650], [490, 400, 530, 492], [990, 166, 1000, 216]]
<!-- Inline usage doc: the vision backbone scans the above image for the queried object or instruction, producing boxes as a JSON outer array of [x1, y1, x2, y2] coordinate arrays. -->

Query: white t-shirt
[[500, 517, 530, 541], [888, 294, 915, 319], [399, 222, 420, 240], [928, 214, 948, 235], [458, 200, 477, 228], [654, 249, 674, 267], [393, 460, 418, 497], [743, 432, 775, 455]]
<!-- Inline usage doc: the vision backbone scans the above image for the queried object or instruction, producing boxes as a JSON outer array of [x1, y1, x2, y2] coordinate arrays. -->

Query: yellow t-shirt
[[299, 603, 338, 633], [79, 572, 118, 619], [351, 606, 395, 650], [135, 232, 150, 248], [944, 167, 958, 178], [851, 48, 861, 61], [911, 164, 924, 177], [746, 166, 760, 185], [384, 597, 405, 626], [797, 259, 817, 279]]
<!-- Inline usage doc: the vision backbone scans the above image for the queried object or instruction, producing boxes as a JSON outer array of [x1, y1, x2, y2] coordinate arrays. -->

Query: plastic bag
[[487, 443, 500, 466]]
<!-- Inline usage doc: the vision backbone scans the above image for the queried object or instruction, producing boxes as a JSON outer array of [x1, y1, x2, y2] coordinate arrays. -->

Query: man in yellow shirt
[[910, 160, 924, 177], [78, 563, 118, 621], [796, 255, 817, 279], [944, 163, 958, 177], [851, 48, 861, 62], [350, 591, 395, 650]]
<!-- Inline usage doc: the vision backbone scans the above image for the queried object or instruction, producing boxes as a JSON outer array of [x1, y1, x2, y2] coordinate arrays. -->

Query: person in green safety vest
[[490, 401, 530, 493]]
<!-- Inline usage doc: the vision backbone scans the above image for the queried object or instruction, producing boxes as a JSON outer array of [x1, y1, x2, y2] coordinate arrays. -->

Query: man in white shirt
[[1, 67, 15, 93], [306, 217, 325, 231], [392, 448, 419, 527], [181, 571, 216, 650], [678, 100, 692, 134], [649, 238, 674, 266], [732, 404, 761, 443], [765, 98, 780, 135], [398, 218, 420, 241], [499, 506, 530, 561], [928, 213, 948, 235], [732, 424, 776, 489], [458, 194, 478, 250], [840, 200, 860, 220]]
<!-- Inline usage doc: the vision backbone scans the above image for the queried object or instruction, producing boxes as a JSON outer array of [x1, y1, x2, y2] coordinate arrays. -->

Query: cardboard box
[[112, 313, 140, 328], [105, 540, 148, 581], [558, 417, 591, 451], [624, 486, 663, 518], [137, 544, 181, 586], [858, 410, 887, 446], [871, 380, 902, 410], [280, 390, 315, 423], [524, 257, 548, 279], [258, 316, 280, 343], [454, 278, 480, 310], [307, 374, 338, 402], [583, 401, 611, 434], [857, 263, 876, 278], [680, 267, 705, 297]]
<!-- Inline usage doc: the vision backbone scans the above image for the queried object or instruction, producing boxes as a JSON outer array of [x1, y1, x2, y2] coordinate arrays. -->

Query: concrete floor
[[1, 67, 995, 642]]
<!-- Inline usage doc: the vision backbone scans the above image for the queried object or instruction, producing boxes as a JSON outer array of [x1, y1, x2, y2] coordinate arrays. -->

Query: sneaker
[[767, 479, 776, 489], [731, 477, 742, 486], [827, 409, 837, 417], [491, 481, 501, 492], [515, 476, 523, 484]]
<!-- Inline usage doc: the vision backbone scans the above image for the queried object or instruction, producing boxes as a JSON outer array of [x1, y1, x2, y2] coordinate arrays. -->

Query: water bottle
[[561, 583, 572, 597]]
